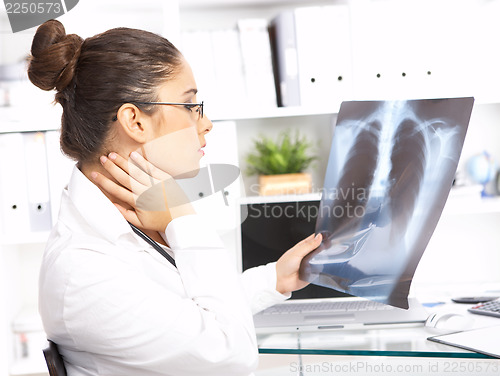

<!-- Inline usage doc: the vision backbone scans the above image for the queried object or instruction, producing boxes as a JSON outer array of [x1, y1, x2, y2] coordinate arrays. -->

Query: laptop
[[238, 193, 429, 333]]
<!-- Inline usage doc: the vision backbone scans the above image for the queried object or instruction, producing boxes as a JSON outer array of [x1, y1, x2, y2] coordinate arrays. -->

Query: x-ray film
[[299, 98, 474, 309]]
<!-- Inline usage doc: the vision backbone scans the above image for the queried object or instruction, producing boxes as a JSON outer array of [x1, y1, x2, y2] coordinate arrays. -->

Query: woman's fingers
[[128, 158, 158, 187], [101, 150, 173, 193], [291, 233, 322, 258], [99, 155, 138, 192], [275, 233, 321, 294], [101, 152, 155, 194], [100, 152, 164, 200], [98, 151, 178, 211], [106, 153, 130, 174], [114, 203, 141, 228], [91, 171, 138, 209]]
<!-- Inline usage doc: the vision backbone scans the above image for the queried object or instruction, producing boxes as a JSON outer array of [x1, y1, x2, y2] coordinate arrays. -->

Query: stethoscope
[[129, 222, 177, 268]]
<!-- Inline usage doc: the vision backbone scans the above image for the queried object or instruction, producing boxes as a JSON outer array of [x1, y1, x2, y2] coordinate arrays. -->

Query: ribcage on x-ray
[[321, 104, 433, 244], [326, 120, 381, 239], [389, 118, 427, 239]]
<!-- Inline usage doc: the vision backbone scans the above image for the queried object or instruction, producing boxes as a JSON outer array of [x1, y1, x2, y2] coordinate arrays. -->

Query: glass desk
[[257, 324, 496, 359]]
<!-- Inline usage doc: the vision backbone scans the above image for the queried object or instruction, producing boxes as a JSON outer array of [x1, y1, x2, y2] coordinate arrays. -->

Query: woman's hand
[[91, 151, 194, 233], [275, 233, 322, 295]]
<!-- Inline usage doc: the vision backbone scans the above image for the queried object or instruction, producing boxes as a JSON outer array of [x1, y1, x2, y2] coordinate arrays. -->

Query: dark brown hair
[[28, 19, 182, 163]]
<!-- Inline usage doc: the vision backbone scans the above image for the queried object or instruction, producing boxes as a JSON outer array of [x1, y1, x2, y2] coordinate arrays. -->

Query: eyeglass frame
[[111, 101, 204, 122]]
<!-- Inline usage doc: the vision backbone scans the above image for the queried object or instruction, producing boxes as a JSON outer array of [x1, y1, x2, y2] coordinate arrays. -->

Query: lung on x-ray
[[299, 98, 474, 309]]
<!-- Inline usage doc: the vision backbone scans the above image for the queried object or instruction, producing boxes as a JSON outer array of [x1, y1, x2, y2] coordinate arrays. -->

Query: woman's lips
[[198, 144, 206, 156]]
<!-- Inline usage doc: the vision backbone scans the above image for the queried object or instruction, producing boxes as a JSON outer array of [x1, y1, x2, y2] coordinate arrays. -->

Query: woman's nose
[[199, 115, 213, 135]]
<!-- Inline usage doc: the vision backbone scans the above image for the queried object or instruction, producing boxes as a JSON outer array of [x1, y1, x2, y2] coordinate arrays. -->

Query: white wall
[[459, 103, 500, 174]]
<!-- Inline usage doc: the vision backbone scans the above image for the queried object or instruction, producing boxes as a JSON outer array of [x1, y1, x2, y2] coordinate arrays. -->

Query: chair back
[[43, 340, 67, 376]]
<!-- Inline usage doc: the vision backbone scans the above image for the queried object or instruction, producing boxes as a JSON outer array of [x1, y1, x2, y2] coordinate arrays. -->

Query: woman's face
[[140, 59, 212, 178]]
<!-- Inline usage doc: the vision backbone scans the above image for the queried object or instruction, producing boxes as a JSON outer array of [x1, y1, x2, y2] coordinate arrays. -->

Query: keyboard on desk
[[253, 297, 429, 331], [260, 300, 394, 315], [468, 298, 500, 318]]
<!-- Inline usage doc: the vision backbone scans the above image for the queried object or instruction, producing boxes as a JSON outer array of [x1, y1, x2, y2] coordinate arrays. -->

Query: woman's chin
[[177, 169, 200, 179], [173, 163, 201, 179]]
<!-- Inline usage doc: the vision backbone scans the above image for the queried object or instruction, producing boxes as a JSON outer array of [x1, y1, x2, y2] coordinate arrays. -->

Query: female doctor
[[29, 20, 322, 376]]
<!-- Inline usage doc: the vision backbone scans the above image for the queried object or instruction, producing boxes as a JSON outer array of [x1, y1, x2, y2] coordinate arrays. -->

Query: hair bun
[[28, 19, 83, 92]]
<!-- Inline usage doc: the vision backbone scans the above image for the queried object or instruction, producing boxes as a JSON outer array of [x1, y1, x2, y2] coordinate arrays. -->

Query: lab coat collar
[[66, 165, 133, 244]]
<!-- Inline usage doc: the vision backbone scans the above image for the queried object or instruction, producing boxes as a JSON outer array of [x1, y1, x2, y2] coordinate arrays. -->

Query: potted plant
[[245, 130, 317, 196]]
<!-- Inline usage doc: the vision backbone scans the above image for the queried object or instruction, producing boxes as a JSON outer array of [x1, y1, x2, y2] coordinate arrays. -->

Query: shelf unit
[[210, 104, 341, 122], [2, 192, 499, 247], [2, 1, 500, 376], [0, 232, 51, 246]]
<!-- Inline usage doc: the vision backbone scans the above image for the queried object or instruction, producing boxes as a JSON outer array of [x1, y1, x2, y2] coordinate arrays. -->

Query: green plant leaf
[[245, 130, 318, 176]]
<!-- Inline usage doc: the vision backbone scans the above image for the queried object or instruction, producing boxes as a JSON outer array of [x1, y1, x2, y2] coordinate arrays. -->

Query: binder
[[294, 5, 352, 107], [237, 18, 277, 108], [180, 30, 217, 106], [22, 132, 52, 232], [45, 130, 75, 222], [0, 132, 30, 235], [210, 28, 247, 110], [269, 10, 301, 107], [270, 5, 352, 108]]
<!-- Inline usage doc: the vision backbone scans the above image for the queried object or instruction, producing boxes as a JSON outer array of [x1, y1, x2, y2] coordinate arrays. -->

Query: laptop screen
[[240, 195, 351, 300]]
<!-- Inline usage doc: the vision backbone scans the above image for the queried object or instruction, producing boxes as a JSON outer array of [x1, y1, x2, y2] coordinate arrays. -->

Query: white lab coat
[[39, 166, 289, 376]]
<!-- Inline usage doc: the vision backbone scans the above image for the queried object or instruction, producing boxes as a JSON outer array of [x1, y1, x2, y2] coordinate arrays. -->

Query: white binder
[[22, 132, 52, 232], [45, 130, 75, 223], [294, 5, 353, 107], [0, 132, 30, 235], [269, 10, 301, 107], [211, 28, 247, 110], [180, 30, 217, 106], [237, 18, 277, 108]]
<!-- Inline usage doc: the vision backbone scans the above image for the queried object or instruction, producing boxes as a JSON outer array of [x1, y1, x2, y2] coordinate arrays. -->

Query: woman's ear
[[115, 103, 149, 143]]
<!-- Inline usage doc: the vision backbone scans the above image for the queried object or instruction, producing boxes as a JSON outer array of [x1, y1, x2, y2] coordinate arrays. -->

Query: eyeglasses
[[112, 101, 204, 122]]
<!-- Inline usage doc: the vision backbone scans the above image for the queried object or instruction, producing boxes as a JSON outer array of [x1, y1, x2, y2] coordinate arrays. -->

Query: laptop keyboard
[[260, 300, 394, 315]]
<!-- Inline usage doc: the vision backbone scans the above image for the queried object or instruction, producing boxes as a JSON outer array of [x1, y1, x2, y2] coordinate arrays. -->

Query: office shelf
[[211, 104, 340, 122], [239, 191, 500, 216], [180, 0, 336, 9], [1, 232, 50, 246], [0, 107, 61, 134]]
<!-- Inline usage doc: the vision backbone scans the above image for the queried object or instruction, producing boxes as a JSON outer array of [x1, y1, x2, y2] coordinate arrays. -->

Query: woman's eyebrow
[[183, 88, 198, 96]]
